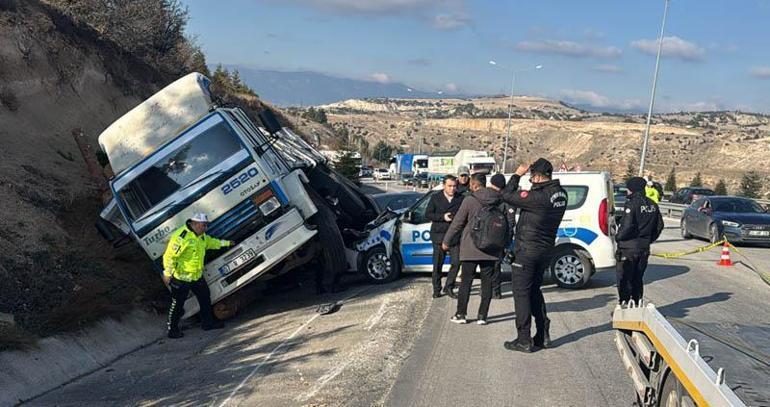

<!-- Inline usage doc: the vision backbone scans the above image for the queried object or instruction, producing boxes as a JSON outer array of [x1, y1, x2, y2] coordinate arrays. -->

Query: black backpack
[[471, 202, 509, 252]]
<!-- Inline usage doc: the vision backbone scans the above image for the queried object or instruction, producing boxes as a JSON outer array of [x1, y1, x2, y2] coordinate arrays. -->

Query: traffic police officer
[[501, 158, 567, 352], [163, 213, 233, 338], [644, 176, 661, 204], [616, 177, 664, 305]]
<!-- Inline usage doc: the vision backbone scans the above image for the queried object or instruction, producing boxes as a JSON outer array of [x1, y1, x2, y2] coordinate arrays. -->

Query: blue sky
[[183, 0, 770, 112]]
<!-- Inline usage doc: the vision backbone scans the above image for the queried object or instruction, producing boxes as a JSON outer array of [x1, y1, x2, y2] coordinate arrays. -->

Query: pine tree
[[714, 179, 727, 195], [665, 167, 677, 192], [690, 172, 702, 187], [739, 171, 763, 198], [334, 149, 360, 183]]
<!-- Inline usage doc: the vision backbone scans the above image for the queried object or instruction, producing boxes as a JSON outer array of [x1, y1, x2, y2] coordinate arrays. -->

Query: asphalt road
[[28, 207, 770, 406], [385, 219, 770, 407]]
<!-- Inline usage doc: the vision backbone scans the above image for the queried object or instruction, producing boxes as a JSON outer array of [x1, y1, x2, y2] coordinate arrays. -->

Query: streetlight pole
[[639, 0, 670, 176], [490, 61, 542, 173]]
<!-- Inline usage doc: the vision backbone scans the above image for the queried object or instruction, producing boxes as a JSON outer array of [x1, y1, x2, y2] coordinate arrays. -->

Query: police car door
[[399, 192, 436, 272]]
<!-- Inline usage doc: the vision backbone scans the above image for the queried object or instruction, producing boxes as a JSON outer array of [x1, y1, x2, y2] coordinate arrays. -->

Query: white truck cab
[[97, 73, 379, 316], [354, 171, 616, 288]]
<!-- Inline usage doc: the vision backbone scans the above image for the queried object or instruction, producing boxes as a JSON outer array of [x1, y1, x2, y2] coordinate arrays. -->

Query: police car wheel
[[680, 219, 692, 239], [550, 247, 593, 289], [362, 246, 400, 284]]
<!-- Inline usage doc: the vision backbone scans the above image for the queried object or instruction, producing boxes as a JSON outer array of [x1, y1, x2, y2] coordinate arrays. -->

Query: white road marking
[[218, 288, 367, 406], [364, 298, 389, 331]]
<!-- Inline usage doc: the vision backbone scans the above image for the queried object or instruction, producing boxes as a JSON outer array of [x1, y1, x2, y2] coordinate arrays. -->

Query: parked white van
[[353, 172, 617, 288]]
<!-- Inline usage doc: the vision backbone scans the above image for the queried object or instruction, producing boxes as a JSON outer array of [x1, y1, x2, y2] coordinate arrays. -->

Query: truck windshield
[[415, 159, 428, 168], [116, 114, 246, 221]]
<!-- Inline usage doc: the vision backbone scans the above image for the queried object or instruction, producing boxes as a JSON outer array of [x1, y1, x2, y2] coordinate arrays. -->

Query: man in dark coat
[[442, 174, 504, 325], [616, 176, 664, 304], [425, 175, 464, 298], [501, 158, 567, 352]]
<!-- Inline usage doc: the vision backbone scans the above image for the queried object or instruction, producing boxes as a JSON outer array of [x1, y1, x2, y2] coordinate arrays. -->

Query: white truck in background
[[426, 149, 497, 180], [96, 73, 381, 317], [411, 154, 428, 175]]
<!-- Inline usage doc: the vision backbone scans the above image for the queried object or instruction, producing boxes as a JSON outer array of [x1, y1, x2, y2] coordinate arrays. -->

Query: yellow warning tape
[[651, 239, 726, 259], [652, 238, 770, 287]]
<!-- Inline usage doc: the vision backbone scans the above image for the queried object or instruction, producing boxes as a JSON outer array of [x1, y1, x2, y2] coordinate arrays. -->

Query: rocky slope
[[0, 0, 170, 347]]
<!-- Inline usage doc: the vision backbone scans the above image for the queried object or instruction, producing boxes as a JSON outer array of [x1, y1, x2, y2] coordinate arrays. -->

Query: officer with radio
[[163, 213, 233, 339]]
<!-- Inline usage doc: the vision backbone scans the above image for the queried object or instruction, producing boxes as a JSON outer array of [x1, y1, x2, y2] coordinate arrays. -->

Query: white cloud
[[561, 89, 727, 113], [445, 83, 458, 92], [370, 73, 391, 83], [749, 66, 770, 79], [630, 36, 705, 62], [432, 13, 471, 30], [593, 64, 623, 73], [515, 40, 622, 59]]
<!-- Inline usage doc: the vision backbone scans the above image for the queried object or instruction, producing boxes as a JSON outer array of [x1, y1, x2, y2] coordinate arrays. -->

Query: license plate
[[219, 249, 257, 276], [748, 230, 770, 237]]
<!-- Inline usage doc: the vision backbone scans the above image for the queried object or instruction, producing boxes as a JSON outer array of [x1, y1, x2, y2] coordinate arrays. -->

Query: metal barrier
[[658, 202, 687, 219], [659, 198, 769, 220]]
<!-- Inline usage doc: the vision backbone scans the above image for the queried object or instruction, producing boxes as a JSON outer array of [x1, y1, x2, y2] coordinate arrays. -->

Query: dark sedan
[[681, 196, 770, 244], [371, 191, 424, 212]]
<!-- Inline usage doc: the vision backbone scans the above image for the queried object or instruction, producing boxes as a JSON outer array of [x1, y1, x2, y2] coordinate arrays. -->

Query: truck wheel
[[659, 372, 696, 407], [361, 246, 400, 284], [315, 203, 348, 282], [550, 246, 593, 289]]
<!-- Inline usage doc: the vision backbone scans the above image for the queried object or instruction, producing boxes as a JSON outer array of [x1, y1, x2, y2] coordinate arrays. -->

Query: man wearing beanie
[[488, 173, 516, 299], [616, 176, 664, 305], [501, 158, 567, 352]]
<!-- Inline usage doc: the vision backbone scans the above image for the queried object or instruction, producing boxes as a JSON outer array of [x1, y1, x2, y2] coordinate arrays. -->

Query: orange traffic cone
[[716, 242, 733, 267]]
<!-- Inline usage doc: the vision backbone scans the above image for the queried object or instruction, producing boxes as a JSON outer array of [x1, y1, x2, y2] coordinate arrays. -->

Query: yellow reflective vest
[[163, 225, 230, 282], [645, 186, 660, 204]]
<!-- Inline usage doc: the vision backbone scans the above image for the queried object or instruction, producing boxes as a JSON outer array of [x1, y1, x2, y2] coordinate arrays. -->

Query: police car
[[353, 172, 617, 288]]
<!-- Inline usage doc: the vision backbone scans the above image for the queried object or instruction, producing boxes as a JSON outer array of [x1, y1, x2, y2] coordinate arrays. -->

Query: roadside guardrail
[[659, 198, 769, 220]]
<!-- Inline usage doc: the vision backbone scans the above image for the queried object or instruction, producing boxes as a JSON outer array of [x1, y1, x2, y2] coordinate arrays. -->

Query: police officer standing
[[616, 177, 664, 305], [501, 159, 567, 352], [425, 175, 464, 298], [163, 213, 233, 338], [644, 176, 661, 204]]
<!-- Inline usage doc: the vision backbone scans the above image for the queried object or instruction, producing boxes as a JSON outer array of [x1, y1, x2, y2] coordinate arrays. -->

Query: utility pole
[[639, 0, 670, 176]]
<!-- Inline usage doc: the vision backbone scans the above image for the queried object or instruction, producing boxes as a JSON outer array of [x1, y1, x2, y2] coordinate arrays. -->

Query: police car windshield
[[116, 114, 247, 222]]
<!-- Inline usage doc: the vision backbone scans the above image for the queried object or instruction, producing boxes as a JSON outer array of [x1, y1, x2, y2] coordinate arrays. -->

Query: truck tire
[[659, 372, 696, 407], [361, 246, 401, 284], [549, 246, 593, 289], [314, 203, 348, 289]]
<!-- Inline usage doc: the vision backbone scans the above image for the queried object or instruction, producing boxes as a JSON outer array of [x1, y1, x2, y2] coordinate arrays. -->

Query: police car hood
[[471, 188, 502, 206]]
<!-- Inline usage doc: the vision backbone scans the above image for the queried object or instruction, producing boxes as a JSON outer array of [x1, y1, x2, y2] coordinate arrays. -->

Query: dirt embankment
[[0, 0, 172, 348]]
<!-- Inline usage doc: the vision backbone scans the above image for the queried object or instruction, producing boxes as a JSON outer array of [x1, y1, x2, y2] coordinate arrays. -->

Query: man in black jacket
[[501, 158, 567, 353], [456, 166, 471, 196], [425, 175, 464, 298], [616, 177, 664, 304]]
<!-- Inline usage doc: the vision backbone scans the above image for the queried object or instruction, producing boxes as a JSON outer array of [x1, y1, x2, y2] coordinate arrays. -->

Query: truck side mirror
[[258, 109, 283, 135], [95, 218, 132, 248]]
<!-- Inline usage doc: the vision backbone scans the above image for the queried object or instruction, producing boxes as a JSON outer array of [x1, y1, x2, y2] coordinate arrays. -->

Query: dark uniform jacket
[[425, 190, 464, 244], [501, 174, 568, 251], [616, 192, 664, 250]]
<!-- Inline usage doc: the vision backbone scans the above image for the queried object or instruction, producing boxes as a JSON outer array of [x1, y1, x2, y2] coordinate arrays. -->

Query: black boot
[[534, 320, 551, 348], [504, 338, 533, 353], [167, 329, 184, 339], [443, 285, 457, 299]]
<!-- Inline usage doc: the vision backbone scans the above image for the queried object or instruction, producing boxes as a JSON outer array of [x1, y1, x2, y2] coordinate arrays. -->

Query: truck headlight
[[721, 220, 740, 228], [259, 197, 281, 216]]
